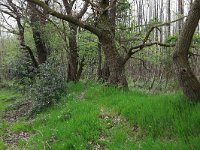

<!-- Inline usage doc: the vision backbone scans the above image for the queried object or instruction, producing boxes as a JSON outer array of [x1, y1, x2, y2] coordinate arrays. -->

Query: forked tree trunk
[[173, 0, 200, 101], [97, 0, 128, 87]]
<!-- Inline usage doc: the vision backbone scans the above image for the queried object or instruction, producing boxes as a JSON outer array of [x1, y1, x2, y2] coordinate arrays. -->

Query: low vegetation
[[1, 82, 200, 149]]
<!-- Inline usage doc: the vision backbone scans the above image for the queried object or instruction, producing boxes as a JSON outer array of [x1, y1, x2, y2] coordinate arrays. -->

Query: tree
[[62, 0, 88, 82], [0, 0, 39, 68], [28, 1, 50, 64], [178, 0, 184, 34], [26, 0, 185, 88], [173, 0, 200, 101], [26, 0, 129, 87]]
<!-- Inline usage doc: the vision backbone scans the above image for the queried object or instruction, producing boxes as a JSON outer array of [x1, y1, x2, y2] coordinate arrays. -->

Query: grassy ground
[[1, 82, 200, 149]]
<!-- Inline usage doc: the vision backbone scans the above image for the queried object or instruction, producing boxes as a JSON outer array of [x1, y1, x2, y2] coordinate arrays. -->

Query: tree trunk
[[67, 24, 79, 82], [178, 0, 184, 34], [28, 2, 48, 64], [99, 35, 128, 87], [173, 0, 200, 101], [96, 0, 128, 87], [97, 42, 103, 80], [167, 0, 171, 37]]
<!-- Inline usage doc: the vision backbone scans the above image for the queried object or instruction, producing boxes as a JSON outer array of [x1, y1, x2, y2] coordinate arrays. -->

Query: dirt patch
[[76, 92, 85, 100], [4, 130, 29, 145], [99, 107, 125, 126], [87, 140, 105, 150], [3, 101, 32, 122]]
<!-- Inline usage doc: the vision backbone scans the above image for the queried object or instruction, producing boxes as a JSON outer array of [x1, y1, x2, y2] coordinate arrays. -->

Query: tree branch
[[26, 0, 101, 36], [123, 16, 187, 65], [123, 42, 175, 65]]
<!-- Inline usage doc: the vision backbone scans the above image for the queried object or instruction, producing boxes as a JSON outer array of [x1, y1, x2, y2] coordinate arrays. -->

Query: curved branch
[[26, 0, 101, 36]]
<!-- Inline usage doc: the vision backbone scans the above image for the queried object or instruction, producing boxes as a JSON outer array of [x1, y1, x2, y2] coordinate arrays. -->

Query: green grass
[[1, 82, 200, 149], [0, 89, 21, 150], [0, 90, 19, 112]]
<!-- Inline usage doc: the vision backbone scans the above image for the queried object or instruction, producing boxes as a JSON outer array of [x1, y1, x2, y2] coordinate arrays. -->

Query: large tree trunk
[[99, 35, 128, 87], [173, 0, 200, 101], [28, 2, 48, 64], [97, 0, 128, 87]]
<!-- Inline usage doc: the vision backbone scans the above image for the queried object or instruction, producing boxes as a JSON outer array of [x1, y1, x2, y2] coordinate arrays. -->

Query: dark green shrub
[[29, 58, 67, 114]]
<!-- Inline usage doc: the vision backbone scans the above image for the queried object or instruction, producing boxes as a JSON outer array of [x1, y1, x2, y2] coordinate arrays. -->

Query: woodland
[[0, 0, 200, 149]]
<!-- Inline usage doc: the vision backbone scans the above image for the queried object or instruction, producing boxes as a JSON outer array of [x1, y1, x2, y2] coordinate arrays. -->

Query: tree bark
[[173, 0, 200, 101], [28, 2, 48, 64], [98, 0, 128, 87], [178, 0, 184, 34], [67, 24, 79, 81], [62, 0, 87, 82], [99, 35, 128, 87]]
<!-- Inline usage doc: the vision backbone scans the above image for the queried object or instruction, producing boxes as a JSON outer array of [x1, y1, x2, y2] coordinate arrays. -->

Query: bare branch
[[104, 0, 117, 11], [123, 16, 187, 65], [76, 0, 89, 19], [131, 57, 150, 71], [123, 42, 175, 65], [26, 0, 101, 36]]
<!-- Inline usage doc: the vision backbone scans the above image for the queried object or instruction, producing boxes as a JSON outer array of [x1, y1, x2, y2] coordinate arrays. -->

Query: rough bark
[[173, 0, 200, 101], [67, 24, 79, 81], [98, 0, 128, 87], [167, 0, 171, 36], [62, 0, 87, 82], [28, 2, 48, 64], [99, 35, 127, 87], [178, 0, 184, 34]]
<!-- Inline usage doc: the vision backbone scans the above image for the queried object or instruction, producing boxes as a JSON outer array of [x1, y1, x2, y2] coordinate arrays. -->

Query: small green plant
[[29, 58, 67, 114]]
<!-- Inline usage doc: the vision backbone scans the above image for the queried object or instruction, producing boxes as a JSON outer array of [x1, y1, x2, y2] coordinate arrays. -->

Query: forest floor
[[1, 82, 200, 150]]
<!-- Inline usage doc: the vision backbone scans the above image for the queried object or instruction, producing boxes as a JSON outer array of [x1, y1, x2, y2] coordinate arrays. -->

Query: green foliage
[[165, 32, 200, 46], [117, 0, 130, 12], [78, 31, 98, 64], [29, 58, 67, 114], [192, 33, 200, 46], [165, 34, 178, 44], [13, 53, 36, 89], [42, 23, 67, 53], [0, 36, 19, 81]]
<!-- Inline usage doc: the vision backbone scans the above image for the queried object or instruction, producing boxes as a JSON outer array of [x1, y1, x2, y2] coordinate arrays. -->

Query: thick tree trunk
[[28, 2, 48, 64], [173, 0, 200, 101], [96, 0, 128, 87], [99, 35, 128, 87], [31, 28, 48, 64], [67, 24, 79, 82], [100, 61, 110, 82]]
